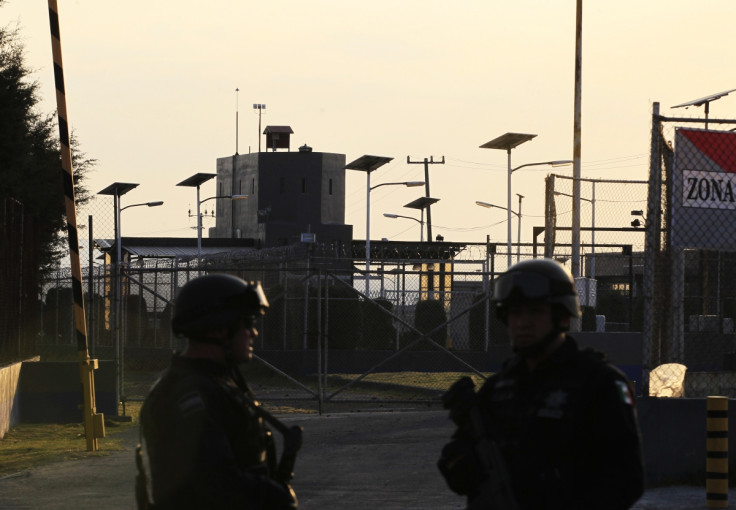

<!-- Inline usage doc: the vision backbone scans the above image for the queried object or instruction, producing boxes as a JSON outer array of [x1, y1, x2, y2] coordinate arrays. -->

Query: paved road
[[0, 408, 733, 509]]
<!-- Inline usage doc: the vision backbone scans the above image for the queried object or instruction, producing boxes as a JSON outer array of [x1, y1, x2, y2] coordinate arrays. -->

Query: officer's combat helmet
[[492, 258, 580, 324], [172, 274, 269, 338]]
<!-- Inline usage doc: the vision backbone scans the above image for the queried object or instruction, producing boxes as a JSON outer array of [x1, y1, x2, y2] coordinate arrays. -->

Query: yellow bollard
[[706, 396, 728, 508]]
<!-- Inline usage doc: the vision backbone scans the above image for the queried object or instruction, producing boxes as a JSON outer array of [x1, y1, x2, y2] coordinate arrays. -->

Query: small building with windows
[[212, 131, 352, 250]]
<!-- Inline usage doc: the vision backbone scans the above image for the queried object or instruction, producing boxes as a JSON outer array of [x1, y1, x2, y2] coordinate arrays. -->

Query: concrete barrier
[[17, 360, 117, 423], [0, 360, 26, 438]]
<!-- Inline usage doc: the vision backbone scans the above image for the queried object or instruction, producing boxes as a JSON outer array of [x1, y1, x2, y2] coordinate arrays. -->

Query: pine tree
[[0, 3, 94, 274]]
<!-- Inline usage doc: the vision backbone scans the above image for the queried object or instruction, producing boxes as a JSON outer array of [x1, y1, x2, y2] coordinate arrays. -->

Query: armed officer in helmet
[[140, 274, 298, 510], [438, 258, 644, 509]]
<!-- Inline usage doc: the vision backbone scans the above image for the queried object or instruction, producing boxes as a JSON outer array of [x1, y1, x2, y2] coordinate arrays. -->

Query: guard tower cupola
[[263, 125, 294, 152]]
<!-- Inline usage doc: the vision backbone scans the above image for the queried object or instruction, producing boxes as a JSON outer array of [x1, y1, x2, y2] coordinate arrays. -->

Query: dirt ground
[[0, 407, 733, 509]]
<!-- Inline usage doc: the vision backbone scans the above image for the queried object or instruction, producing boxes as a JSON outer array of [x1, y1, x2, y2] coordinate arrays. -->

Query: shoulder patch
[[615, 380, 634, 406], [177, 391, 206, 416], [580, 347, 607, 364]]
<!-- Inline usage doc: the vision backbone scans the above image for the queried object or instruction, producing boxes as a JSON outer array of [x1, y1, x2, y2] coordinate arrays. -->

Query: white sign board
[[671, 128, 736, 249], [682, 169, 736, 210]]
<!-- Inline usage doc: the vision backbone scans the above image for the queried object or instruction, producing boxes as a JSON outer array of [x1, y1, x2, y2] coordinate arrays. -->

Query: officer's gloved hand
[[260, 477, 298, 510], [437, 438, 485, 495]]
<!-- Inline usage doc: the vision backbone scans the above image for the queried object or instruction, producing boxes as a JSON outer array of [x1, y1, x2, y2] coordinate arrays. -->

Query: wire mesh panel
[[545, 175, 648, 333], [644, 105, 736, 398]]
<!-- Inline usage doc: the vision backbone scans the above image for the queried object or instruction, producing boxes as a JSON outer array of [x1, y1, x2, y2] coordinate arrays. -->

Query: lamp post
[[117, 199, 163, 408], [555, 185, 596, 278], [119, 200, 164, 260], [196, 194, 248, 269], [480, 133, 573, 268], [383, 213, 424, 241], [402, 196, 440, 244], [97, 182, 163, 409], [363, 180, 424, 296], [177, 172, 248, 275], [480, 133, 535, 269], [476, 200, 521, 262], [345, 155, 394, 296]]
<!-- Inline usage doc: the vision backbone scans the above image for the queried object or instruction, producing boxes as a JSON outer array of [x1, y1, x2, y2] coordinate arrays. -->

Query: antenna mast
[[235, 88, 239, 155]]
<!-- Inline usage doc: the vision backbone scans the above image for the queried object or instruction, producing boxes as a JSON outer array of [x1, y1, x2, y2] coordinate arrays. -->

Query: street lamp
[[196, 194, 248, 267], [475, 200, 522, 262], [363, 180, 424, 295], [347, 153, 431, 296], [555, 187, 596, 278], [402, 196, 439, 243], [504, 156, 573, 266], [383, 213, 424, 241], [177, 172, 248, 275], [97, 182, 163, 408], [480, 132, 572, 268], [345, 155, 393, 296], [119, 200, 164, 261]]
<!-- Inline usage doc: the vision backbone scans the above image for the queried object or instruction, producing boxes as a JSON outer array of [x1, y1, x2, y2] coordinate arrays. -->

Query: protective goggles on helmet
[[493, 271, 561, 302]]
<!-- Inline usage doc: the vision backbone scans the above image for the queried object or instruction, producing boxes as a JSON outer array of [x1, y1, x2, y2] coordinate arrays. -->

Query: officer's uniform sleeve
[[570, 366, 645, 510]]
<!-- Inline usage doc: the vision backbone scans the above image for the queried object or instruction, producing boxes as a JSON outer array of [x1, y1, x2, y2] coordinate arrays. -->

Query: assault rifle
[[241, 391, 303, 484], [442, 376, 520, 510], [232, 367, 303, 484]]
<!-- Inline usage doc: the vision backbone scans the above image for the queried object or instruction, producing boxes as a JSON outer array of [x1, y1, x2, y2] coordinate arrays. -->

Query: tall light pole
[[346, 154, 429, 296], [253, 103, 266, 152], [346, 155, 394, 296], [383, 213, 424, 241], [480, 131, 572, 269], [362, 180, 424, 295], [177, 172, 247, 275], [195, 194, 248, 270], [97, 182, 162, 410], [479, 133, 536, 269]]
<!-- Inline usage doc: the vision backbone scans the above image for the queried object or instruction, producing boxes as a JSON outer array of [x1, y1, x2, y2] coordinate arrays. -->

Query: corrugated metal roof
[[95, 237, 257, 260]]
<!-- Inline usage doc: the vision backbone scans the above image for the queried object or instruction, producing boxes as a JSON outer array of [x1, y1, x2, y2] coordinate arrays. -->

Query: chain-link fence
[[22, 103, 736, 410], [545, 174, 648, 333], [643, 104, 736, 398], [38, 258, 505, 410], [38, 230, 656, 415]]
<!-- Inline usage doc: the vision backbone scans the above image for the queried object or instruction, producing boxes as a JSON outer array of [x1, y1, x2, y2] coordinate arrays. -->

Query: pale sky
[[4, 1, 736, 261]]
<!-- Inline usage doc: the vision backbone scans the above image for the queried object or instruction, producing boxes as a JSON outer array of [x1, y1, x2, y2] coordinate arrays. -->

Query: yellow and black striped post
[[48, 0, 104, 452], [707, 396, 729, 508]]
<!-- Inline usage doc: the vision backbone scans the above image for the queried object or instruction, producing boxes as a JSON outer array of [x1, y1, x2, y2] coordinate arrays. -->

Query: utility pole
[[407, 155, 444, 241]]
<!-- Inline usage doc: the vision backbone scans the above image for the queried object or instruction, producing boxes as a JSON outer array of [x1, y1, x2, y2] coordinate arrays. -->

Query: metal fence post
[[642, 102, 661, 396]]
